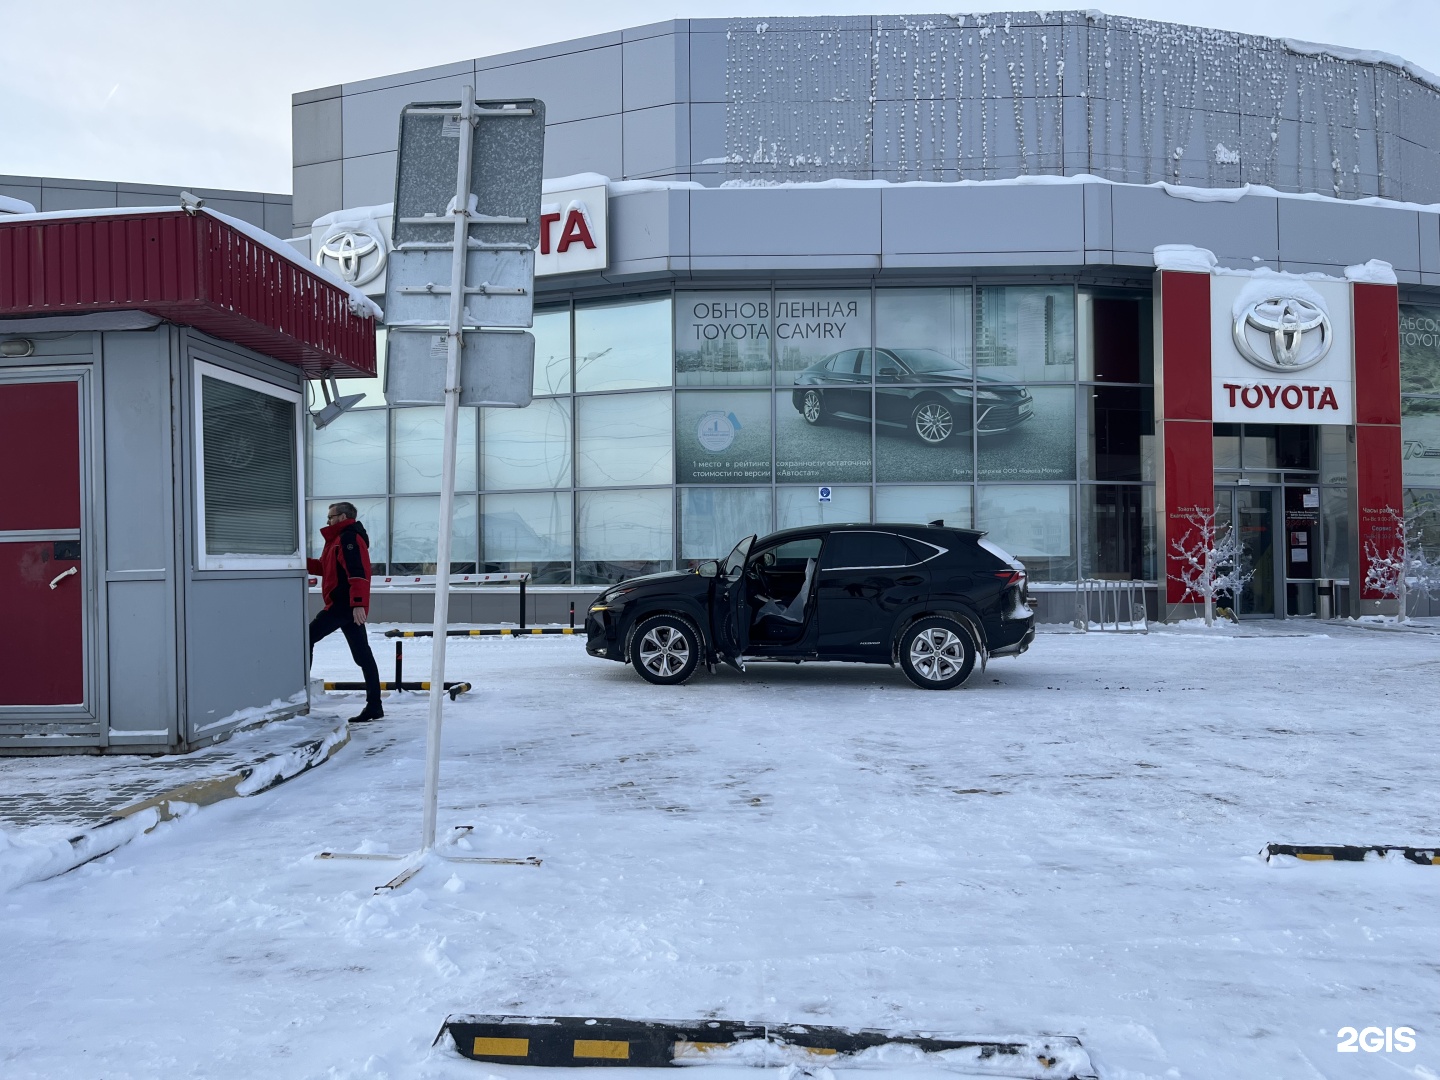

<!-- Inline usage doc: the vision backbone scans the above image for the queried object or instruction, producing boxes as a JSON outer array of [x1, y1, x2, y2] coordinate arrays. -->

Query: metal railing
[[1072, 579, 1150, 633]]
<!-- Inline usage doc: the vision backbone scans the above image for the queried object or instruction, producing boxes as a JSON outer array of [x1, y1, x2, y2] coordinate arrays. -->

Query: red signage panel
[[1163, 418, 1216, 604], [1159, 270, 1211, 422], [1352, 282, 1401, 426]]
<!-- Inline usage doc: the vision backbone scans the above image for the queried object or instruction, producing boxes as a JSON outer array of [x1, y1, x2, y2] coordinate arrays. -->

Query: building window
[[482, 491, 572, 583], [574, 296, 672, 392], [776, 485, 871, 530], [309, 407, 387, 498], [680, 488, 773, 562], [675, 291, 773, 386], [576, 391, 673, 487], [975, 285, 1075, 381], [195, 361, 302, 570], [1082, 485, 1155, 580], [975, 484, 1076, 582], [390, 494, 477, 575], [576, 488, 673, 584], [391, 407, 477, 494], [875, 485, 973, 528], [676, 390, 773, 484]]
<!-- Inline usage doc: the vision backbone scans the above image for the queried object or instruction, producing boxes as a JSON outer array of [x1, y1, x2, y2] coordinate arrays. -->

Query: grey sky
[[2, 1, 1436, 195]]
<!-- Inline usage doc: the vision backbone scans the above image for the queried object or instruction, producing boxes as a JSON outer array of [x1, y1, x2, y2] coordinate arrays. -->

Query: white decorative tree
[[1168, 507, 1255, 627], [1363, 507, 1440, 622]]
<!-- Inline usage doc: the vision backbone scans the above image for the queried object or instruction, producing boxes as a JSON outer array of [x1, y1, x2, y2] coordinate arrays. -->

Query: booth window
[[196, 363, 302, 569]]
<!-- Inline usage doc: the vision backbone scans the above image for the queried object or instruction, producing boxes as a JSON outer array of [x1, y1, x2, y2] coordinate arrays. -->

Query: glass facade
[[1399, 304, 1440, 592], [307, 284, 1158, 585]]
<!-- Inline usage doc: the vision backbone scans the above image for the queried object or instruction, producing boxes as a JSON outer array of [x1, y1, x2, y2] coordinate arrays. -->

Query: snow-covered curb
[[0, 723, 349, 893]]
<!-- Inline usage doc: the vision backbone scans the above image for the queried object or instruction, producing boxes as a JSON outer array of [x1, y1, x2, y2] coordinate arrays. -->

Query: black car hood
[[602, 569, 708, 598]]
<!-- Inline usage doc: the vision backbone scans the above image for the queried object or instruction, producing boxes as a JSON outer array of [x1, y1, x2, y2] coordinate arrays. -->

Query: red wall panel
[[1160, 271, 1212, 422], [1355, 423, 1404, 600], [1352, 282, 1401, 426], [1163, 419, 1216, 604]]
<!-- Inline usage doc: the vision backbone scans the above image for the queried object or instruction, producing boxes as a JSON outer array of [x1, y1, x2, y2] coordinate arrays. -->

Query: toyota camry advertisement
[[675, 287, 1076, 484]]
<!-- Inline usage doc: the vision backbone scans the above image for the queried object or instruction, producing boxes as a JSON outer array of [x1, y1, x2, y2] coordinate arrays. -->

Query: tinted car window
[[855, 349, 874, 377], [759, 537, 823, 569], [819, 531, 915, 570], [824, 350, 858, 373]]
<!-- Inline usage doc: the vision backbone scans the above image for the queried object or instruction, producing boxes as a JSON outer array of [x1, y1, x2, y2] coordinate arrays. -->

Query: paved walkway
[[0, 709, 349, 891]]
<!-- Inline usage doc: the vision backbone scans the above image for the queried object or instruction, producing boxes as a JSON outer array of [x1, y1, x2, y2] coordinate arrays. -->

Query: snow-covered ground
[[3, 627, 1438, 1079]]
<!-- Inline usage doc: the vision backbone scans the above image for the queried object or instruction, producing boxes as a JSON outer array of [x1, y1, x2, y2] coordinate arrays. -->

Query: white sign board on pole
[[390, 91, 546, 857]]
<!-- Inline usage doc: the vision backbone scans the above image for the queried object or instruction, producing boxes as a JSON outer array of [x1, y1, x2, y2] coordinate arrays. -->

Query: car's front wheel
[[911, 398, 956, 445], [898, 616, 976, 689], [630, 615, 701, 685], [801, 388, 826, 425]]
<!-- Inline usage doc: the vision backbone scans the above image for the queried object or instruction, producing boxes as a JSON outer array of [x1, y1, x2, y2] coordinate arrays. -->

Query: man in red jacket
[[308, 502, 383, 722]]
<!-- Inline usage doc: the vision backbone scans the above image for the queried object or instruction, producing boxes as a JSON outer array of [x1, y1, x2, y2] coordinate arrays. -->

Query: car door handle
[[49, 566, 78, 590]]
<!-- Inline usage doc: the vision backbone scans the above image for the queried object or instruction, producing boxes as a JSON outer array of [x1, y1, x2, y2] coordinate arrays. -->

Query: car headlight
[[976, 390, 1003, 402], [589, 587, 636, 613]]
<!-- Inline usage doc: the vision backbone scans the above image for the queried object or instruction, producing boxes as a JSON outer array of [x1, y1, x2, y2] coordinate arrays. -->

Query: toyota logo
[[1232, 294, 1332, 372], [316, 227, 387, 286]]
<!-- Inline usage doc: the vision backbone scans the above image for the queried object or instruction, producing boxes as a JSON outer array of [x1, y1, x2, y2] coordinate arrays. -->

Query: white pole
[[421, 85, 476, 852]]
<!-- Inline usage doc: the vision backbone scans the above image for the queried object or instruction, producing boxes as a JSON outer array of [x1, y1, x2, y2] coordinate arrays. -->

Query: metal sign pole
[[420, 85, 476, 853], [316, 89, 545, 892]]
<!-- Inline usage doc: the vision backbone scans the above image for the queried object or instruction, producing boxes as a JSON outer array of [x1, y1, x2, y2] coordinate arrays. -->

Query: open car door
[[713, 534, 754, 671]]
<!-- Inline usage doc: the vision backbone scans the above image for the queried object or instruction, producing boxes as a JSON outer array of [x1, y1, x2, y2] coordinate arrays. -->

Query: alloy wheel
[[914, 401, 954, 444], [908, 627, 965, 682], [638, 625, 690, 678], [803, 390, 823, 423]]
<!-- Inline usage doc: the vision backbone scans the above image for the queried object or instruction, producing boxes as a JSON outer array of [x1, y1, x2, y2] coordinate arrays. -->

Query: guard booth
[[0, 206, 376, 754]]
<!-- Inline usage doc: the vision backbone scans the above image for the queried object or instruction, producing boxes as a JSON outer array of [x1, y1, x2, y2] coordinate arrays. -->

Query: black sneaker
[[349, 704, 384, 723]]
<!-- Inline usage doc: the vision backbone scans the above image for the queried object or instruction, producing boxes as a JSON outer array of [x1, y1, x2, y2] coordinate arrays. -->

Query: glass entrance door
[[1215, 487, 1282, 618]]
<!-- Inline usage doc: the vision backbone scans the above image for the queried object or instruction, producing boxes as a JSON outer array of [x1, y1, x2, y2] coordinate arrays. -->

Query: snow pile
[[1344, 259, 1399, 285], [0, 808, 160, 894], [1153, 244, 1217, 272], [233, 722, 348, 797], [0, 193, 37, 215]]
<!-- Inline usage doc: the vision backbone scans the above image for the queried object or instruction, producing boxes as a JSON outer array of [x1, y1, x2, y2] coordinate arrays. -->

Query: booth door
[[0, 379, 86, 706]]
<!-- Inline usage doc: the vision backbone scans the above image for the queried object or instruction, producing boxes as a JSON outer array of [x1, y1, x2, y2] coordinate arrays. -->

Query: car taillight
[[994, 569, 1024, 586]]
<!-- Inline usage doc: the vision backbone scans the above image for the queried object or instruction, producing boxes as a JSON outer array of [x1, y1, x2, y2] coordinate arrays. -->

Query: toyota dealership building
[[282, 11, 1440, 621]]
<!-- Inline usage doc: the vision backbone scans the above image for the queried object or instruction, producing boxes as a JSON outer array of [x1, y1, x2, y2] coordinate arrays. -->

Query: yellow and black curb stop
[[1264, 843, 1438, 864], [435, 1015, 1095, 1078]]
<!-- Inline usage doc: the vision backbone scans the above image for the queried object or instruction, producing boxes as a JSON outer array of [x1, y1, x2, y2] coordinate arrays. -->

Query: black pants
[[309, 605, 381, 707]]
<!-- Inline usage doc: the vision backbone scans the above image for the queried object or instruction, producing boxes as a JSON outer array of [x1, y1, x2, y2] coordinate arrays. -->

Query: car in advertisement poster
[[790, 347, 1034, 446], [585, 523, 1035, 690]]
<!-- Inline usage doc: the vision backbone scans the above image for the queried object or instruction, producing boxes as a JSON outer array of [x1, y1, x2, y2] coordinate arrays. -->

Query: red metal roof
[[0, 209, 376, 377]]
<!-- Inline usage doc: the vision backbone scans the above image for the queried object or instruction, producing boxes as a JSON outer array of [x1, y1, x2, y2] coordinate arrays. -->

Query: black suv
[[585, 524, 1035, 689], [791, 348, 1034, 446]]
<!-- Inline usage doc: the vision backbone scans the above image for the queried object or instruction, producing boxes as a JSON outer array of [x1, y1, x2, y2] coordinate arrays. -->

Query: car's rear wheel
[[630, 615, 701, 685], [898, 616, 976, 689], [911, 399, 956, 445], [801, 389, 826, 425]]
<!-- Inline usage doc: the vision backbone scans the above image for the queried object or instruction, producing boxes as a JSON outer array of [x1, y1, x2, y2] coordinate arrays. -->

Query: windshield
[[890, 348, 969, 375], [722, 534, 756, 578]]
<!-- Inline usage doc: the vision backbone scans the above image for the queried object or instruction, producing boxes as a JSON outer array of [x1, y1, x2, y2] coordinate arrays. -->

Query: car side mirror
[[697, 560, 719, 578]]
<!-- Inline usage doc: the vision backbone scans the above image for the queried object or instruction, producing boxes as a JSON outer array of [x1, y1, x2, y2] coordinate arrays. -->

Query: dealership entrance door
[[1215, 486, 1283, 617]]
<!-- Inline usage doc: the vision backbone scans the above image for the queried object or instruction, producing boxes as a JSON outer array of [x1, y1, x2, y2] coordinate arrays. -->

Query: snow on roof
[[0, 194, 37, 215], [0, 204, 382, 320], [1154, 244, 1399, 287], [1283, 38, 1440, 94]]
